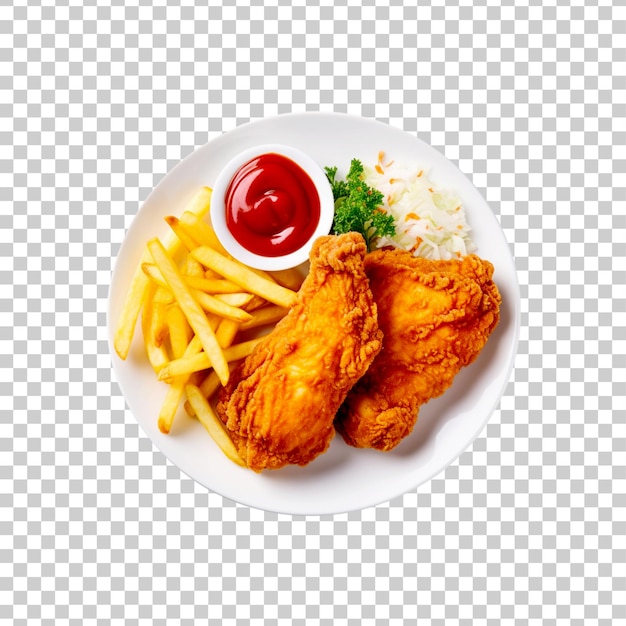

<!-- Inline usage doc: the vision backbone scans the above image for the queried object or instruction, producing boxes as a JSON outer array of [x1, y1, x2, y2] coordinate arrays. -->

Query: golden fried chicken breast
[[335, 250, 501, 451], [216, 233, 383, 471]]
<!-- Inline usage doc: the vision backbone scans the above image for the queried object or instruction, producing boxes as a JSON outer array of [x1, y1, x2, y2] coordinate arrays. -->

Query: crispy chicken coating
[[216, 233, 383, 471], [335, 250, 502, 451]]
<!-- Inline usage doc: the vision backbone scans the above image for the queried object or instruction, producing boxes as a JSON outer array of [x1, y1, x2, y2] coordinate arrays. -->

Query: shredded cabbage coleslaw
[[363, 152, 477, 260]]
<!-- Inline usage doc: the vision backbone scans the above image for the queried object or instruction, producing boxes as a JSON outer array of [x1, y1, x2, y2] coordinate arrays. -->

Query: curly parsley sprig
[[325, 159, 396, 252]]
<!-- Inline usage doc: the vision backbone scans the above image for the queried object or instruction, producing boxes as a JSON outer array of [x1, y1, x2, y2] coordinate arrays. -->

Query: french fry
[[222, 337, 264, 362], [205, 268, 222, 280], [213, 292, 263, 348], [158, 376, 186, 435], [179, 209, 228, 255], [114, 248, 152, 360], [147, 238, 230, 385], [157, 312, 202, 434], [239, 304, 289, 331], [178, 211, 280, 284], [158, 334, 203, 434], [205, 312, 222, 332], [190, 277, 242, 293], [165, 215, 200, 252], [208, 296, 249, 348], [158, 352, 211, 381], [191, 246, 298, 309], [191, 289, 253, 322], [268, 267, 306, 291], [185, 255, 205, 277], [152, 286, 174, 305], [199, 369, 226, 399], [182, 186, 213, 219], [141, 282, 169, 374], [158, 337, 263, 382], [243, 294, 268, 312], [114, 188, 212, 360], [151, 294, 169, 348], [214, 292, 254, 308], [143, 263, 242, 295], [142, 262, 169, 289], [184, 364, 237, 418], [183, 333, 202, 354], [185, 383, 245, 466], [215, 318, 240, 349], [188, 277, 242, 294], [145, 263, 254, 323], [167, 304, 193, 358]]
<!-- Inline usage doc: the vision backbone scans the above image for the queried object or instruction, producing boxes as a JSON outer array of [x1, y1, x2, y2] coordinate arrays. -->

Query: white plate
[[107, 112, 520, 516]]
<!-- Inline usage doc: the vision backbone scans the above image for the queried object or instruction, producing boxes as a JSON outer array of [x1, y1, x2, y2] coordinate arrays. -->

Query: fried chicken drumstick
[[216, 233, 383, 471], [335, 250, 502, 451]]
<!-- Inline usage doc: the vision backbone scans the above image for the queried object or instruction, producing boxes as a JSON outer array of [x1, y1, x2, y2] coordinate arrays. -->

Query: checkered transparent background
[[2, 0, 625, 624]]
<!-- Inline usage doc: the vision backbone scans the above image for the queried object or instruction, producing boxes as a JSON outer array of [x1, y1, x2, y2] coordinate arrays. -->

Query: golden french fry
[[205, 268, 222, 280], [178, 212, 280, 284], [157, 377, 186, 434], [191, 289, 253, 323], [185, 255, 205, 277], [186, 276, 242, 294], [157, 333, 189, 434], [165, 215, 201, 252], [151, 294, 169, 348], [147, 238, 230, 385], [142, 262, 168, 288], [205, 312, 222, 332], [114, 248, 152, 359], [158, 352, 209, 381], [214, 292, 254, 308], [141, 283, 169, 374], [184, 333, 202, 355], [239, 305, 289, 331], [185, 383, 245, 466], [180, 187, 213, 221], [191, 246, 298, 309], [158, 337, 262, 381], [210, 294, 256, 349], [199, 369, 226, 399], [144, 265, 254, 322], [143, 266, 180, 306], [157, 332, 202, 434], [188, 370, 205, 387], [267, 267, 306, 291], [184, 362, 240, 417], [167, 304, 193, 358], [223, 337, 263, 362], [144, 263, 241, 296], [179, 209, 228, 255], [215, 318, 239, 349], [243, 294, 269, 312], [152, 288, 174, 305]]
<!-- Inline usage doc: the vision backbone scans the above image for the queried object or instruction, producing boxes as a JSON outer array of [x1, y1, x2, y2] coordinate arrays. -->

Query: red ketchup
[[225, 153, 321, 257]]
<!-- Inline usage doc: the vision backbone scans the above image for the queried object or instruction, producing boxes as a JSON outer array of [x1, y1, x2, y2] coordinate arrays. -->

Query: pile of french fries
[[113, 187, 304, 466]]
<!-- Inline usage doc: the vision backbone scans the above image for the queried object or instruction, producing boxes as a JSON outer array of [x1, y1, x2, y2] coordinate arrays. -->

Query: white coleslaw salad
[[363, 152, 477, 260]]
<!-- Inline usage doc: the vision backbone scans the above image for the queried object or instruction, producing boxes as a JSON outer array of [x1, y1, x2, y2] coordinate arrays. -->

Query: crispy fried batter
[[335, 250, 502, 451], [216, 233, 383, 471]]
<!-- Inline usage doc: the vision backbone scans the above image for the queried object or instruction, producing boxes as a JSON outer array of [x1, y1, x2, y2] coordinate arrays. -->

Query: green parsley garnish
[[325, 159, 396, 252]]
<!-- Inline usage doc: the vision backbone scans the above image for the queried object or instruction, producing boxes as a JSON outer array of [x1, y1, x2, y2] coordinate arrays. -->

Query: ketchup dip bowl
[[210, 144, 335, 271]]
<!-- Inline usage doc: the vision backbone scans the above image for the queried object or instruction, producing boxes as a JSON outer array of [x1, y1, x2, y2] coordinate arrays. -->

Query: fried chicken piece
[[216, 233, 383, 471], [335, 250, 502, 451]]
